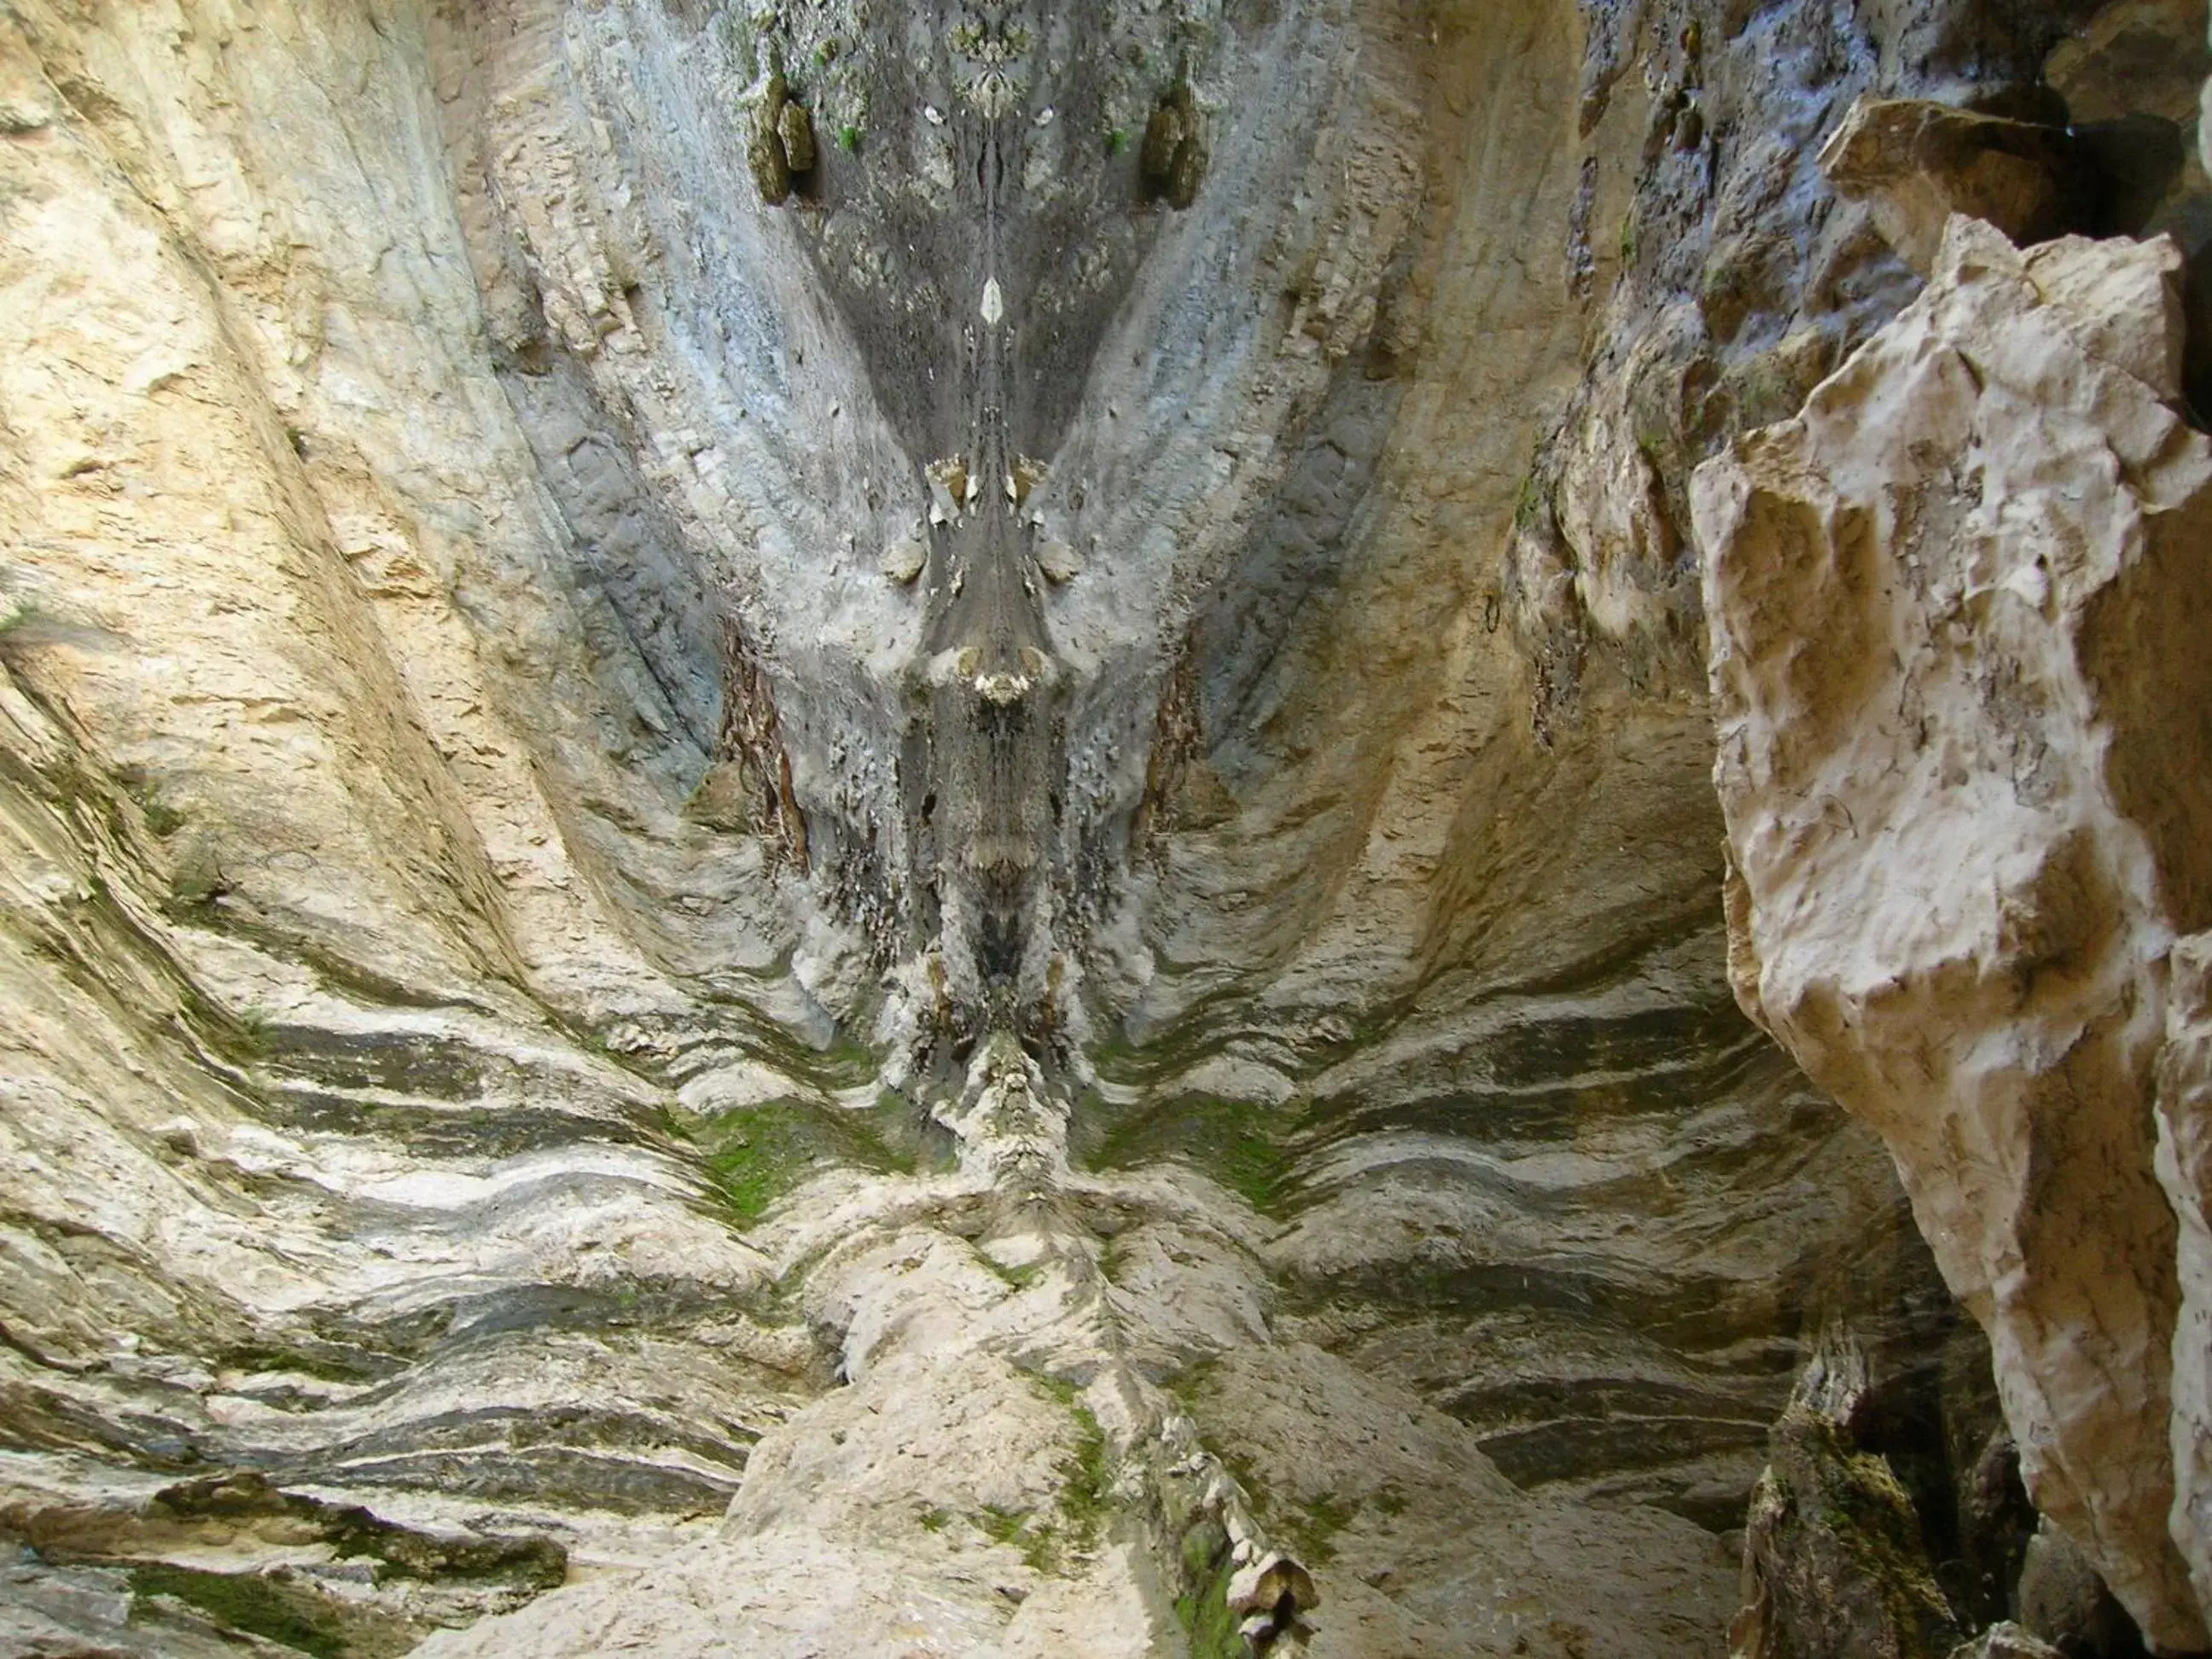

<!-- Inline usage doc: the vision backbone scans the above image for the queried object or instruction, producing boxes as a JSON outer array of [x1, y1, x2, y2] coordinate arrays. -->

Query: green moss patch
[[1086, 1093, 1289, 1212], [941, 1384, 1116, 1577], [1057, 1402, 1110, 1546], [1173, 1550, 1249, 1659], [127, 1563, 352, 1656], [697, 1096, 916, 1225]]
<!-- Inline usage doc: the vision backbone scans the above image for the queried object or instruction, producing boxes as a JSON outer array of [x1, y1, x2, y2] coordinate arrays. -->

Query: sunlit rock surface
[[1697, 216, 2212, 1648]]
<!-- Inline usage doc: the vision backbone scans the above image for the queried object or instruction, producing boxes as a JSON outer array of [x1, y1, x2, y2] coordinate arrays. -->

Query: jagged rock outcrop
[[1818, 96, 2081, 275], [1695, 215, 2212, 1648], [1731, 1337, 1963, 1659], [1953, 1626, 2068, 1659]]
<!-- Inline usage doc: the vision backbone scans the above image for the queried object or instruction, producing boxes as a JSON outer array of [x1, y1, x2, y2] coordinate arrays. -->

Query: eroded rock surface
[[1697, 216, 2212, 1648], [1732, 1337, 1962, 1659], [1819, 96, 2080, 275]]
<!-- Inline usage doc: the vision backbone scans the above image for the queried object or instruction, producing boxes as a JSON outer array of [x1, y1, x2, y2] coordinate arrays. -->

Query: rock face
[[2, 0, 2208, 1653], [1818, 96, 2081, 275], [1696, 215, 2212, 1649]]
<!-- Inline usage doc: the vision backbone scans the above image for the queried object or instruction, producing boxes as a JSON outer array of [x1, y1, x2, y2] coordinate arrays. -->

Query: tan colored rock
[[1140, 95, 1186, 180], [1035, 538, 1084, 584], [749, 73, 793, 205], [777, 98, 815, 176], [2046, 0, 2211, 127], [1818, 97, 2073, 275], [879, 536, 928, 585], [1695, 215, 2212, 1650], [2160, 934, 2212, 1624], [1225, 1548, 1319, 1617]]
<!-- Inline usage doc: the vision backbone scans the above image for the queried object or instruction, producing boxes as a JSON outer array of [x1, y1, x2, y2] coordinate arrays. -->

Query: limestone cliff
[[0, 0, 2204, 1655], [1697, 211, 2212, 1648]]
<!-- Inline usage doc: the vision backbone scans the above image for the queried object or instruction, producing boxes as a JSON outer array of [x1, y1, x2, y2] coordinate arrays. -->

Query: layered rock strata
[[0, 0, 2203, 1653]]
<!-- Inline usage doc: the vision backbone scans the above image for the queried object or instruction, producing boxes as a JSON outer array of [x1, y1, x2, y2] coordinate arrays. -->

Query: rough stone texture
[[2161, 934, 2212, 1627], [2042, 0, 2212, 411], [410, 1037, 1737, 1656], [1731, 1337, 1963, 1659], [1, 0, 2203, 1653], [1952, 1625, 2068, 1659], [2016, 1517, 2150, 1653], [1696, 215, 2212, 1649]]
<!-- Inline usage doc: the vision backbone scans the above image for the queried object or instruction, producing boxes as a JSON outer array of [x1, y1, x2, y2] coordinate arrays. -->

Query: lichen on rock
[[1730, 1336, 1963, 1659]]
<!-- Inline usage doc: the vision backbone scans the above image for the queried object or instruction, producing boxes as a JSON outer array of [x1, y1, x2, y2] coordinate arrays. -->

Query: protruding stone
[[0, 95, 50, 134], [777, 98, 815, 175], [879, 538, 927, 585], [1225, 1550, 1318, 1617], [1817, 96, 2075, 274], [1143, 84, 1207, 208], [1166, 131, 1208, 209], [1695, 216, 2212, 1651], [974, 668, 1029, 705], [1141, 99, 1185, 179], [748, 73, 792, 204], [1946, 1625, 2064, 1659], [2022, 230, 2186, 399], [925, 456, 968, 524], [1727, 1336, 1960, 1659], [1035, 538, 1083, 584]]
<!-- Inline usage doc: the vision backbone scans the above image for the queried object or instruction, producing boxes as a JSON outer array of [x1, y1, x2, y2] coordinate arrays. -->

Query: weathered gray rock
[[1729, 1338, 1962, 1659], [2016, 1519, 2145, 1655], [3, 0, 2203, 1653]]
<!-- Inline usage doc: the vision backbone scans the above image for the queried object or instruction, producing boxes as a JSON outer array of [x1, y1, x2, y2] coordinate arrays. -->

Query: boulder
[[1695, 215, 2212, 1650], [1818, 97, 2076, 275]]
